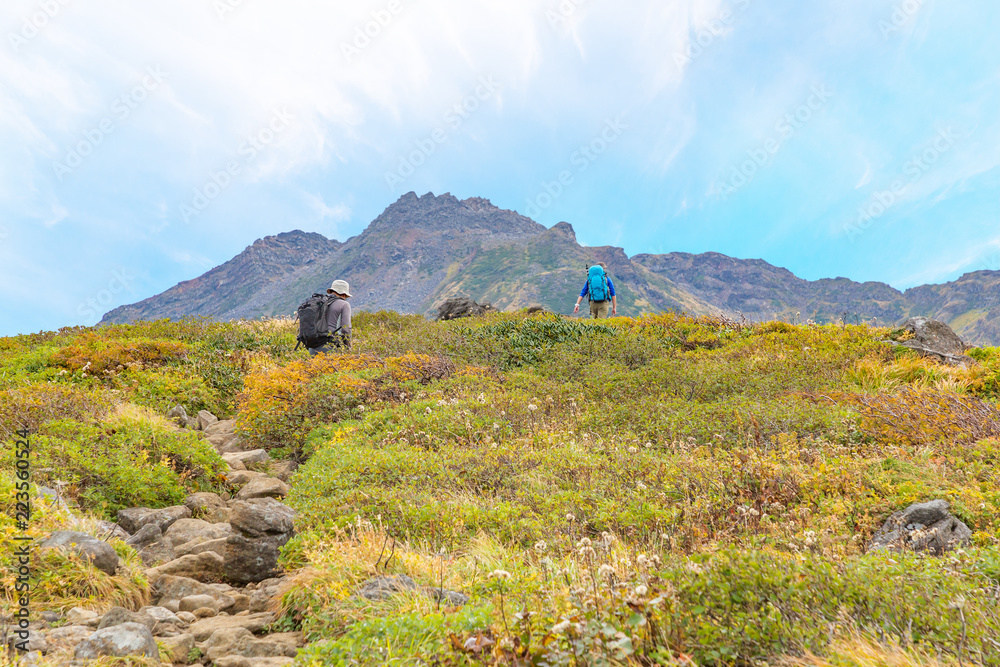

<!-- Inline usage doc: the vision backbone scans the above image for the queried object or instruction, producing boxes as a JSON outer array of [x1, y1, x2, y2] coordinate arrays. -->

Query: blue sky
[[1, 0, 998, 336]]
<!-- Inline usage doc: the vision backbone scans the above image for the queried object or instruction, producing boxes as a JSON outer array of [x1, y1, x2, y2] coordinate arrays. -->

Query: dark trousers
[[308, 336, 349, 356]]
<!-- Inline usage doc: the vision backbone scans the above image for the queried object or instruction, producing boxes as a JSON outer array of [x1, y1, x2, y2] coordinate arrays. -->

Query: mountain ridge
[[102, 192, 1000, 345]]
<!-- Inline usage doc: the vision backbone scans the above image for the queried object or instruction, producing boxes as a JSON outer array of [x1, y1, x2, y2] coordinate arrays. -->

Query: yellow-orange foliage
[[51, 334, 189, 375], [238, 352, 456, 453]]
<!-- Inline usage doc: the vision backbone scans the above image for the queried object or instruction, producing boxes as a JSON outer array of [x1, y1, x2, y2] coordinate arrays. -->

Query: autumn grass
[[2, 314, 1000, 664]]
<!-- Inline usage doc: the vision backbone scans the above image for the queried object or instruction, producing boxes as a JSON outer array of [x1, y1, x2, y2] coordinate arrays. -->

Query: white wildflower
[[577, 537, 592, 548], [598, 564, 615, 577], [566, 514, 576, 522], [634, 584, 648, 596], [425, 407, 432, 414], [636, 481, 648, 491], [489, 569, 511, 581], [552, 620, 572, 634], [527, 404, 538, 412], [628, 446, 638, 454], [534, 540, 548, 553]]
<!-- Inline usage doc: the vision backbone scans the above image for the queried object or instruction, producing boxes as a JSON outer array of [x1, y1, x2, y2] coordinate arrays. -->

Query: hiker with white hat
[[296, 279, 353, 356]]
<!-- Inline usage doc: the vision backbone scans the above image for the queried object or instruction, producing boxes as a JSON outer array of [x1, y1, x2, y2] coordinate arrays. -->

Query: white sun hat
[[327, 279, 353, 297]]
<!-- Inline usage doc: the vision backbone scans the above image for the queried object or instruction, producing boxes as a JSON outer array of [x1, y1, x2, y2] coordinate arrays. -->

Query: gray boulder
[[235, 477, 291, 500], [166, 405, 187, 424], [165, 518, 232, 550], [198, 410, 219, 430], [224, 533, 290, 584], [186, 612, 274, 642], [229, 498, 296, 538], [184, 492, 231, 523], [94, 520, 131, 542], [431, 587, 471, 606], [145, 551, 225, 582], [224, 498, 296, 584], [205, 419, 236, 437], [73, 622, 160, 661], [39, 531, 119, 575], [206, 419, 242, 452], [358, 575, 419, 601], [139, 606, 183, 625], [160, 633, 195, 664], [436, 296, 495, 321], [176, 536, 230, 559], [97, 606, 156, 632], [125, 524, 175, 567], [117, 505, 192, 535], [356, 575, 469, 605], [225, 449, 271, 468], [227, 470, 266, 486], [893, 317, 975, 366], [869, 499, 973, 555], [151, 574, 236, 610]]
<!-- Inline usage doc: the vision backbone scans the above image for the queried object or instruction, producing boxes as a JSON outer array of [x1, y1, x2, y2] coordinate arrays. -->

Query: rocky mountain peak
[[549, 221, 577, 240], [367, 191, 543, 237]]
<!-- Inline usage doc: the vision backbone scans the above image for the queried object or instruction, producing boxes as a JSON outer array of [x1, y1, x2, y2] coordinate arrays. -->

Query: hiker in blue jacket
[[573, 262, 617, 319]]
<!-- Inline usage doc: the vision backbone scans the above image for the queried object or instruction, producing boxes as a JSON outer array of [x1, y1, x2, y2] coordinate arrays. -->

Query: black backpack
[[295, 293, 340, 350]]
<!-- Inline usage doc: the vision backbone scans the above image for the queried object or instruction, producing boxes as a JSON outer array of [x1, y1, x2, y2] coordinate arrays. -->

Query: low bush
[[237, 352, 457, 457], [0, 406, 225, 517], [50, 334, 189, 375]]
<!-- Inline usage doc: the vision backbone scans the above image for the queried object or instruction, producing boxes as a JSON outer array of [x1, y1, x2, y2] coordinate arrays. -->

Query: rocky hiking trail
[[21, 407, 309, 666]]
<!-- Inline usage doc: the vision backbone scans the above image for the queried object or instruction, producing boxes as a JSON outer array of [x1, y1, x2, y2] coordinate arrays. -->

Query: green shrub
[[0, 409, 225, 517]]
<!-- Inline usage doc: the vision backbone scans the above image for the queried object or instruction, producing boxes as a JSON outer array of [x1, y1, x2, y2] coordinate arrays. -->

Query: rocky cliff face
[[101, 192, 1000, 345], [904, 271, 1000, 343], [634, 252, 909, 325], [101, 231, 341, 323]]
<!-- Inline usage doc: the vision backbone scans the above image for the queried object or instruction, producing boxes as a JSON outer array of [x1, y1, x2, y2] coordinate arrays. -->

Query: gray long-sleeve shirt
[[325, 298, 352, 337]]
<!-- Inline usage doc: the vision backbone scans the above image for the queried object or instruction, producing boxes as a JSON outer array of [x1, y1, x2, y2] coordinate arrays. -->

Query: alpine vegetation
[[2, 311, 1000, 665]]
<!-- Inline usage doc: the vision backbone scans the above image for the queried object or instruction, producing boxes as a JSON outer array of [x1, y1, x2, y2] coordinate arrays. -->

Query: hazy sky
[[1, 0, 998, 336]]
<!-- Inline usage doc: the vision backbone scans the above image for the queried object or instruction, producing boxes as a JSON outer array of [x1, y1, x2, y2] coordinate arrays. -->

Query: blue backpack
[[587, 265, 609, 302]]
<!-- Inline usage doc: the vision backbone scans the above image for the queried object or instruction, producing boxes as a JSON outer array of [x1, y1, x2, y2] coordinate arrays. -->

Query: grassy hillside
[[3, 313, 1000, 665]]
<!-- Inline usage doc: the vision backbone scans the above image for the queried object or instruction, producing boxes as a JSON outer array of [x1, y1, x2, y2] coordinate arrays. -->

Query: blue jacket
[[580, 276, 616, 300]]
